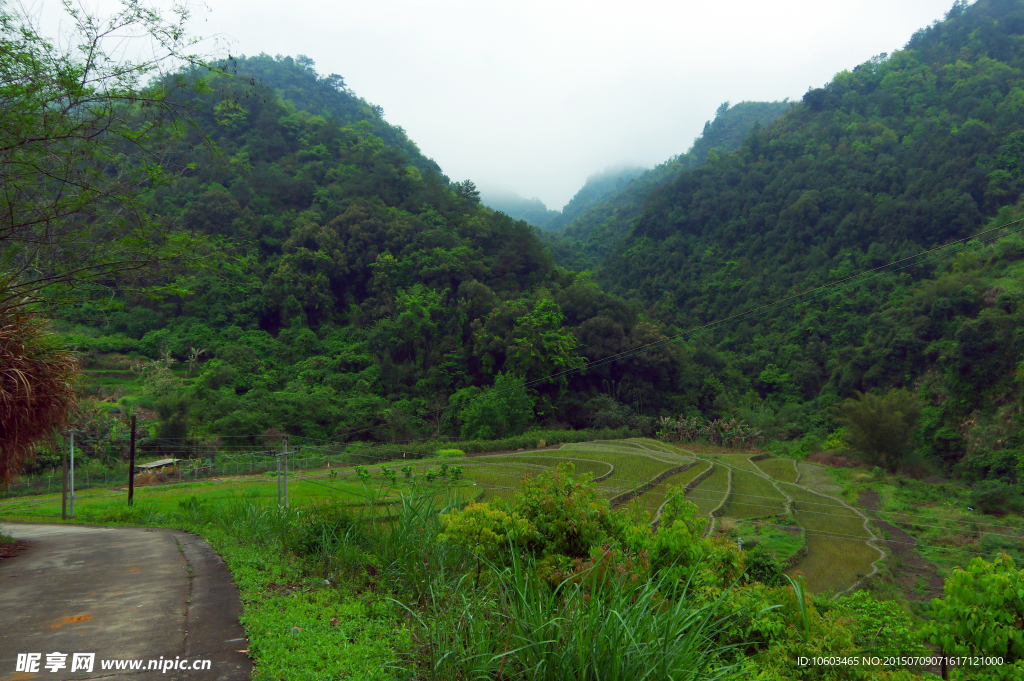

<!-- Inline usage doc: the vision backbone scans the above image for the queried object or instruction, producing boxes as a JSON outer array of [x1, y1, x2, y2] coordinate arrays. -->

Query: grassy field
[[722, 469, 787, 520], [753, 457, 799, 484], [4, 439, 891, 595], [0, 471, 478, 522], [796, 462, 843, 494]]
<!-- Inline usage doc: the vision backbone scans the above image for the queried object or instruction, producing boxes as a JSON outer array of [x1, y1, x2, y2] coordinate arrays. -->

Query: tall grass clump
[[0, 310, 78, 485], [369, 491, 470, 603], [496, 553, 740, 681], [395, 550, 743, 681]]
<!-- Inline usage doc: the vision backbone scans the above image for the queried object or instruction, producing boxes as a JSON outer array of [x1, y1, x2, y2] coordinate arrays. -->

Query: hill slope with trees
[[595, 0, 1024, 484], [546, 100, 793, 270]]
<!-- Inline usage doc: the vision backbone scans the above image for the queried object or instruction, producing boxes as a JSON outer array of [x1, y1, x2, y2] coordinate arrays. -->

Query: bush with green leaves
[[432, 448, 465, 458], [451, 372, 535, 440], [919, 553, 1024, 680], [831, 591, 927, 660], [509, 463, 615, 558]]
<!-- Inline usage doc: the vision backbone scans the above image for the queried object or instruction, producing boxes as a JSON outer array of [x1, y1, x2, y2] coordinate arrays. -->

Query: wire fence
[[1, 442, 428, 499]]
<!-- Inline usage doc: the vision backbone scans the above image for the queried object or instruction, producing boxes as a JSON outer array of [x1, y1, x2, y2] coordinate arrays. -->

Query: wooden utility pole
[[128, 415, 136, 506], [69, 430, 75, 518], [61, 432, 68, 520], [283, 435, 289, 508]]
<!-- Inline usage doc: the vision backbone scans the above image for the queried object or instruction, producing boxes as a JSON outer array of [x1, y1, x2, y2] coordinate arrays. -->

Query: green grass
[[779, 482, 881, 594], [722, 470, 787, 520], [696, 450, 766, 474], [217, 530, 407, 681], [752, 457, 799, 484], [0, 473, 475, 521], [795, 462, 843, 494], [471, 455, 612, 479], [730, 518, 805, 563], [686, 464, 729, 517]]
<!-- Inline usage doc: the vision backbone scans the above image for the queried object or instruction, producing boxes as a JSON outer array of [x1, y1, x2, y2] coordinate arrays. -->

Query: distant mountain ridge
[[543, 166, 648, 233], [545, 100, 793, 269], [479, 188, 561, 228]]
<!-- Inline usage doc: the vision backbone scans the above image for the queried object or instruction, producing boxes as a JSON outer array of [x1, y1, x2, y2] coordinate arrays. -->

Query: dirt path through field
[[857, 488, 944, 601]]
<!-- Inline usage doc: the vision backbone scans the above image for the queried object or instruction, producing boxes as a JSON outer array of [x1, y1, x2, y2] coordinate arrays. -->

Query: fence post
[[129, 415, 136, 507], [283, 436, 289, 508], [277, 453, 282, 506], [69, 430, 75, 519], [61, 437, 68, 520]]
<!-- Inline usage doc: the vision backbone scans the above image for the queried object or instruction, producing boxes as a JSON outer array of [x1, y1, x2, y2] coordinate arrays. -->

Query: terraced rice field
[[416, 439, 883, 595], [685, 464, 730, 517], [753, 457, 799, 484], [723, 469, 787, 519], [779, 482, 882, 593], [622, 460, 712, 522], [796, 462, 843, 494]]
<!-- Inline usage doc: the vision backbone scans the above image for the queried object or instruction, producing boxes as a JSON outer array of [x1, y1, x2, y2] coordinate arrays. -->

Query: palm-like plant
[[0, 309, 78, 485]]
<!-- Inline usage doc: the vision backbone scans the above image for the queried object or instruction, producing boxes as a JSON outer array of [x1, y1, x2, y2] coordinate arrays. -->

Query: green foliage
[[546, 101, 793, 269], [835, 389, 921, 472], [970, 479, 1023, 515], [0, 0, 222, 310], [510, 463, 614, 558], [744, 545, 785, 586], [831, 591, 927, 659], [438, 501, 531, 559], [432, 448, 465, 458], [919, 553, 1024, 679], [452, 372, 535, 440]]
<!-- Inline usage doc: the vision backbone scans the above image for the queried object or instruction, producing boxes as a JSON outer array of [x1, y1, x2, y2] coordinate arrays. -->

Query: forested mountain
[[595, 0, 1024, 482], [226, 54, 442, 174], [542, 165, 647, 233], [546, 101, 792, 270], [479, 188, 560, 228], [63, 55, 690, 442], [58, 0, 1024, 489]]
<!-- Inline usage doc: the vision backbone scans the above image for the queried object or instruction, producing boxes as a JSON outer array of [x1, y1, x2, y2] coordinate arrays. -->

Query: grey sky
[[47, 0, 957, 209]]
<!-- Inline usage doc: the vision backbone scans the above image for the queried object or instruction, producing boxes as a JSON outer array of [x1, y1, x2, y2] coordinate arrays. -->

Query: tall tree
[[0, 0, 219, 312]]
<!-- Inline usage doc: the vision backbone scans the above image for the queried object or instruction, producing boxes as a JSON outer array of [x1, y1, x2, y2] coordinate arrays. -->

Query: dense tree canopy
[[43, 0, 1024, 491]]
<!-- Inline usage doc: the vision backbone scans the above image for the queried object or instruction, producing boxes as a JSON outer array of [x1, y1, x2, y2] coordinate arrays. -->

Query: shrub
[[432, 448, 465, 458], [832, 591, 927, 659], [919, 553, 1024, 674], [511, 463, 614, 558], [451, 372, 534, 440], [970, 479, 1021, 515], [744, 544, 784, 586]]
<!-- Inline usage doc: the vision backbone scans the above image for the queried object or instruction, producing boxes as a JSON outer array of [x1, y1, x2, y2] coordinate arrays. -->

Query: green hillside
[[592, 0, 1024, 482], [542, 165, 647, 233], [32, 0, 1024, 493], [479, 188, 561, 228], [545, 100, 792, 270], [56, 55, 689, 443]]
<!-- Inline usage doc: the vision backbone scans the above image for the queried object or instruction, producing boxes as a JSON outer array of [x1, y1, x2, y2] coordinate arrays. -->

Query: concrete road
[[0, 524, 251, 681]]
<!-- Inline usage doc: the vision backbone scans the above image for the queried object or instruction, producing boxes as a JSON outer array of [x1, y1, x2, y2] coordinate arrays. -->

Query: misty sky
[[45, 0, 958, 209]]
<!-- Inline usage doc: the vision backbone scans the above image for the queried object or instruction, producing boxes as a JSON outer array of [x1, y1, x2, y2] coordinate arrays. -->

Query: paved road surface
[[0, 524, 251, 681]]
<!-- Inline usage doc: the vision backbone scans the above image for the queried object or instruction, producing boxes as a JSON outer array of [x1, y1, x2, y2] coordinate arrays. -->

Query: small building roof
[[135, 458, 179, 470]]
